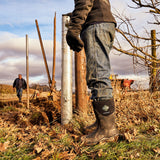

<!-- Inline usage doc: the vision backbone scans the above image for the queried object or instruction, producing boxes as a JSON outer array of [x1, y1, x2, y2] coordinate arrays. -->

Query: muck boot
[[85, 108, 98, 131], [81, 98, 119, 145]]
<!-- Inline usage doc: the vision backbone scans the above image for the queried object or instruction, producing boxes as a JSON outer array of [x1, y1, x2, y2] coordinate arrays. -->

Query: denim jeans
[[16, 88, 23, 100], [81, 23, 115, 100]]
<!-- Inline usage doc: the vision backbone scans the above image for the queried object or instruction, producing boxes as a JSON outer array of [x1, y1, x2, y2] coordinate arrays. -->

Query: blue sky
[[0, 0, 157, 89], [0, 0, 74, 40]]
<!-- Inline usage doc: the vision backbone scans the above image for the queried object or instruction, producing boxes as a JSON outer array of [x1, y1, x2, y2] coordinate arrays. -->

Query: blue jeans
[[81, 23, 115, 100], [16, 88, 23, 101]]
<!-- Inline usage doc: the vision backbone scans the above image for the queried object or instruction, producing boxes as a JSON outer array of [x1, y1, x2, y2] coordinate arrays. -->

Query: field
[[0, 84, 160, 160]]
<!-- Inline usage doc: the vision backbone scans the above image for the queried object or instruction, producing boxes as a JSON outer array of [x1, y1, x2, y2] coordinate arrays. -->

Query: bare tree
[[131, 0, 160, 25], [113, 0, 160, 71]]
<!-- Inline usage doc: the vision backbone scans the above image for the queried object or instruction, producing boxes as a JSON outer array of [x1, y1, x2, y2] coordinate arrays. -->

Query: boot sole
[[99, 134, 119, 144], [82, 134, 119, 146]]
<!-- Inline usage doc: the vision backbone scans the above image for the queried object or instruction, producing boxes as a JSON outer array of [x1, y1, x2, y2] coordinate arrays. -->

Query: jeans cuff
[[91, 88, 113, 101]]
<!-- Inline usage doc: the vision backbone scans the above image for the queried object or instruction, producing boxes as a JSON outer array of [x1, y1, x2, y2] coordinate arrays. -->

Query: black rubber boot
[[81, 99, 119, 145], [85, 108, 98, 131], [85, 120, 98, 130]]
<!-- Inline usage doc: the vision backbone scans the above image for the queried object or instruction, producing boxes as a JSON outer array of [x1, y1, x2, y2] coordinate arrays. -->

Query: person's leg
[[17, 88, 23, 102], [16, 88, 20, 98], [19, 88, 23, 102], [81, 23, 118, 144], [81, 23, 115, 100]]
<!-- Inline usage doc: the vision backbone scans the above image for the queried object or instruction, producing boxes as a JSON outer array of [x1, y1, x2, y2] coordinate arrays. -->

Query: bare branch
[[113, 45, 160, 64], [113, 1, 160, 73], [130, 0, 160, 24], [116, 28, 159, 61]]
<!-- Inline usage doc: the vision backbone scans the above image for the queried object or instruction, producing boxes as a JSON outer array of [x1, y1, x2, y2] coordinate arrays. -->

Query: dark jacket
[[69, 0, 116, 34], [13, 78, 27, 90]]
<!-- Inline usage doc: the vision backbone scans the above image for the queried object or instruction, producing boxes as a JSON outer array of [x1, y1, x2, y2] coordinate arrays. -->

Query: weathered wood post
[[26, 34, 29, 108], [51, 12, 56, 90], [150, 30, 157, 92], [61, 15, 73, 125], [75, 48, 88, 116], [35, 19, 52, 88]]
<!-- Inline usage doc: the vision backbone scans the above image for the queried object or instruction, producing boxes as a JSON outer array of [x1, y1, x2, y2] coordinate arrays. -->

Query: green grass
[[74, 136, 160, 159], [0, 106, 17, 112], [0, 144, 36, 160], [0, 124, 160, 160], [0, 90, 159, 159]]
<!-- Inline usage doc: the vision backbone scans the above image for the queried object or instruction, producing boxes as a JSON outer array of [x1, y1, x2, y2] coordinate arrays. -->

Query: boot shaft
[[92, 98, 115, 116]]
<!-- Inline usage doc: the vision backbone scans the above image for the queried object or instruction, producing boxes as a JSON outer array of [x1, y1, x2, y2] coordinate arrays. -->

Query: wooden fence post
[[150, 30, 157, 92], [35, 19, 52, 88], [26, 34, 29, 108], [75, 48, 88, 116], [51, 12, 56, 90]]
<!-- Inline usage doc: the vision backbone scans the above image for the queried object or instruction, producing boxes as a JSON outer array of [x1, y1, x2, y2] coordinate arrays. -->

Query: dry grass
[[0, 89, 160, 159]]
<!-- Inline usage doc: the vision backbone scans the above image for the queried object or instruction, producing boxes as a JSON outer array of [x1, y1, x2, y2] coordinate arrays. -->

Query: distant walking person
[[13, 74, 27, 102]]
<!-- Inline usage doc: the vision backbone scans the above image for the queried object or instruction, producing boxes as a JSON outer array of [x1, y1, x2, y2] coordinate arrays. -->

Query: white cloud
[[0, 0, 158, 90], [0, 33, 62, 89], [0, 32, 19, 41]]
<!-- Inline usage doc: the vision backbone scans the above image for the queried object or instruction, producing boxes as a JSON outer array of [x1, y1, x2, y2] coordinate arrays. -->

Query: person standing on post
[[13, 74, 27, 103], [66, 0, 119, 145]]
